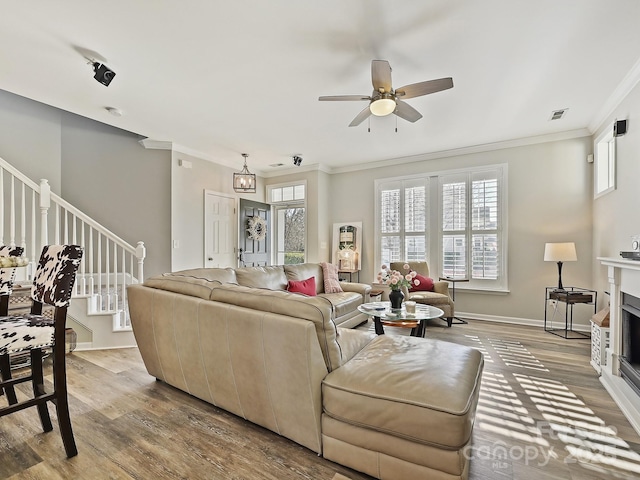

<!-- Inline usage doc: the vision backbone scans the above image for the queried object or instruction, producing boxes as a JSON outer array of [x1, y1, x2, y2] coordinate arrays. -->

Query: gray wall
[[0, 89, 171, 280], [0, 90, 62, 192], [61, 113, 171, 279]]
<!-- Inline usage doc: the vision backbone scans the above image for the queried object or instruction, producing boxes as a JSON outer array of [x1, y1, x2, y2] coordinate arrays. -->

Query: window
[[594, 128, 616, 198], [379, 178, 428, 266], [268, 182, 306, 264], [440, 170, 503, 288], [376, 165, 507, 291]]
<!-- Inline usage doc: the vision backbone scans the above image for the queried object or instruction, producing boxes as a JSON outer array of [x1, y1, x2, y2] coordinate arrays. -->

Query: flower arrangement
[[377, 264, 420, 291]]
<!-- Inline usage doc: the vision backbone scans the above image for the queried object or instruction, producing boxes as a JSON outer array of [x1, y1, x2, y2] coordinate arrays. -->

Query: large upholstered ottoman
[[321, 335, 484, 480]]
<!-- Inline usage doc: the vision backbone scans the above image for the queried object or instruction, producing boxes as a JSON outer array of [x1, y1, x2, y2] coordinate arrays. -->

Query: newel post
[[39, 179, 50, 251], [135, 241, 146, 283]]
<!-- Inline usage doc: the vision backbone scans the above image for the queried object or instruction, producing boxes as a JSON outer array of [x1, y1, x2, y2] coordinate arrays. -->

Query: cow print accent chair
[[0, 245, 83, 458]]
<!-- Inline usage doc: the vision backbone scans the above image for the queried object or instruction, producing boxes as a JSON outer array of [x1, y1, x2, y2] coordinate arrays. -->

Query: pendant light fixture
[[233, 153, 256, 193]]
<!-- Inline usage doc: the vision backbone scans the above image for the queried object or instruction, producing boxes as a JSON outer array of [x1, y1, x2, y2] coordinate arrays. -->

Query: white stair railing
[[0, 156, 145, 330]]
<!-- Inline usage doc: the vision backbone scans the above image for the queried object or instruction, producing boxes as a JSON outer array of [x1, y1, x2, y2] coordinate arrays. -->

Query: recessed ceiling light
[[105, 106, 123, 117]]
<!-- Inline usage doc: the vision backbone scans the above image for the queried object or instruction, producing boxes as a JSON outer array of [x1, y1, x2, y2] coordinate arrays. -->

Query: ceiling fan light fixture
[[369, 97, 396, 116], [233, 153, 256, 193]]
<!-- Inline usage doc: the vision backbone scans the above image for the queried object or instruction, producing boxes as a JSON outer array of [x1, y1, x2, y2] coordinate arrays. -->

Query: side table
[[439, 277, 469, 325], [338, 269, 359, 283], [544, 286, 596, 339]]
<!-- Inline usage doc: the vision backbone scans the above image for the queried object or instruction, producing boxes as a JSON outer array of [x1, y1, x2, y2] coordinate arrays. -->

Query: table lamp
[[544, 242, 577, 291]]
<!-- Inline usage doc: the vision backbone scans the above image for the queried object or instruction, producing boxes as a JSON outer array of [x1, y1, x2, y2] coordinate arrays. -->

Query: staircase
[[0, 156, 145, 350]]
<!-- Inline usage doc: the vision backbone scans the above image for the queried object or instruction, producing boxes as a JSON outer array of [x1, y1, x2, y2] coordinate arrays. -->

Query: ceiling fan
[[319, 60, 453, 127]]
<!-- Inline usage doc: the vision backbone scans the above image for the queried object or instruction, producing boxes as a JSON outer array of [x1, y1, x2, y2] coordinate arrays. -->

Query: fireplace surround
[[620, 292, 640, 395], [598, 257, 640, 435]]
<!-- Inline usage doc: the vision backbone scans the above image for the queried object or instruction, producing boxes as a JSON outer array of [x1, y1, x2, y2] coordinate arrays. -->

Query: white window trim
[[374, 164, 508, 293], [267, 180, 307, 265], [594, 128, 616, 199]]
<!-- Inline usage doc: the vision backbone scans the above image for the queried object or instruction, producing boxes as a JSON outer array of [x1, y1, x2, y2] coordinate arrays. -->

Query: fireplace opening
[[620, 292, 640, 395]]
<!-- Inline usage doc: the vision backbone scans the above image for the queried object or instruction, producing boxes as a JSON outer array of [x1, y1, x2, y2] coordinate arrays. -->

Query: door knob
[[208, 257, 213, 261]]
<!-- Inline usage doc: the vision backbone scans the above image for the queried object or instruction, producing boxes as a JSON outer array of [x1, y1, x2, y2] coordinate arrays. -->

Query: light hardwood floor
[[1, 319, 640, 480]]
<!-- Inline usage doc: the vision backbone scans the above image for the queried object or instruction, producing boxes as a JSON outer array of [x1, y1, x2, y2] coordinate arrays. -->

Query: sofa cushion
[[321, 262, 343, 293], [288, 277, 316, 296], [168, 267, 238, 283], [144, 271, 230, 300], [319, 292, 362, 319], [407, 291, 451, 305], [209, 283, 344, 372], [284, 264, 324, 295], [322, 335, 483, 449], [409, 273, 434, 292], [235, 265, 287, 290]]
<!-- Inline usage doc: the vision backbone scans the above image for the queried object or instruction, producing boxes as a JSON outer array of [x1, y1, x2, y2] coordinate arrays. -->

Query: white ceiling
[[2, 0, 640, 175]]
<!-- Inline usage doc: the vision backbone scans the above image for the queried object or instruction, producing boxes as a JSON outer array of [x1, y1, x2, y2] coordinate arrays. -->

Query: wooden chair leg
[[52, 344, 77, 458], [30, 348, 53, 432], [0, 354, 18, 405]]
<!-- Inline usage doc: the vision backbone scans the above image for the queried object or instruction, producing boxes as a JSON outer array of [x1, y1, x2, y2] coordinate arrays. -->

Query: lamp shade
[[544, 242, 577, 262]]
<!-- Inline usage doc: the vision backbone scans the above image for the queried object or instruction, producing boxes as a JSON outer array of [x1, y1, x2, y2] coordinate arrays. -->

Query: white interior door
[[204, 191, 236, 267]]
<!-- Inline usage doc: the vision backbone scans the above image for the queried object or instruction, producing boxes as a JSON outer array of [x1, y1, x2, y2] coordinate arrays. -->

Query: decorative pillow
[[409, 273, 434, 292], [287, 276, 316, 296], [321, 262, 343, 293]]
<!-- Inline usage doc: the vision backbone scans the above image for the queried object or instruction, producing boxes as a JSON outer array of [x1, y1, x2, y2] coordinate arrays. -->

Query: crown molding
[[139, 139, 269, 175], [328, 128, 592, 175], [140, 127, 592, 178], [260, 162, 332, 178], [138, 139, 173, 150], [589, 54, 640, 134]]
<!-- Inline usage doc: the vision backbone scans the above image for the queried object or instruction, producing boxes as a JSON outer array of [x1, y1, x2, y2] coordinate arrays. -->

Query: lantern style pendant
[[233, 153, 256, 193]]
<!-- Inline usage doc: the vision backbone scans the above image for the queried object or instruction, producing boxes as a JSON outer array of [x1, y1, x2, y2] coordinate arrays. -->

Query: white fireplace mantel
[[598, 256, 640, 435]]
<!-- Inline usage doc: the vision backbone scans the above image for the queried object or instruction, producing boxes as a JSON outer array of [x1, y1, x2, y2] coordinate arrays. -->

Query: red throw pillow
[[287, 277, 317, 296], [409, 273, 434, 292]]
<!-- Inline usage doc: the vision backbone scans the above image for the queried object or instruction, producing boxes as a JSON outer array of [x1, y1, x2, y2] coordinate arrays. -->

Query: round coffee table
[[358, 302, 445, 337]]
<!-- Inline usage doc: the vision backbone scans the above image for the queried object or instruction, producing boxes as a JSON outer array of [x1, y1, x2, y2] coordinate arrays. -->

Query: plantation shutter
[[379, 179, 427, 265], [380, 182, 401, 266], [440, 169, 502, 282]]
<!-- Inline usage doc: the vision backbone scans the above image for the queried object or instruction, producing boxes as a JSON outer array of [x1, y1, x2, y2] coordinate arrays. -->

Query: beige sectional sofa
[[127, 263, 484, 480]]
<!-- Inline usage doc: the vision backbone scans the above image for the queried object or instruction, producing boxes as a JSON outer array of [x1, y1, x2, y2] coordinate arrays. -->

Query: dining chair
[[0, 245, 26, 402], [0, 245, 83, 458]]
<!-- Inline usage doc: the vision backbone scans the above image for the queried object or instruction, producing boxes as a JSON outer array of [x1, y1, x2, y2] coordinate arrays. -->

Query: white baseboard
[[457, 311, 591, 333]]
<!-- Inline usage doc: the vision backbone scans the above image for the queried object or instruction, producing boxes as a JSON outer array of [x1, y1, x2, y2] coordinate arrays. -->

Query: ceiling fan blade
[[394, 100, 423, 123], [395, 77, 453, 99], [371, 60, 392, 92], [319, 95, 371, 101], [349, 105, 372, 127]]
